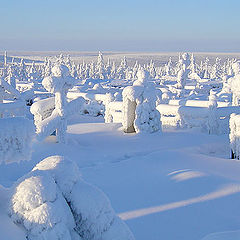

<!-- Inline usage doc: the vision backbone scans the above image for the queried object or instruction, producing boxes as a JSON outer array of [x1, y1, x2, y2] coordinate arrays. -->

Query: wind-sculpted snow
[[9, 155, 135, 240]]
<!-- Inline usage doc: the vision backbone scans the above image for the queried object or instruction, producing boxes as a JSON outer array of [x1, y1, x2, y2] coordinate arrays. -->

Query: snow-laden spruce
[[122, 69, 161, 133], [229, 113, 240, 159], [9, 155, 135, 240], [230, 61, 240, 106], [0, 117, 35, 163]]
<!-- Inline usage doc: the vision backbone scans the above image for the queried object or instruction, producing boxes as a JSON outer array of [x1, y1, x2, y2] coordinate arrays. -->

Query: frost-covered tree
[[176, 62, 190, 89], [149, 60, 156, 78], [230, 61, 240, 106], [18, 59, 27, 81], [122, 69, 161, 133], [165, 57, 173, 76], [116, 56, 128, 80], [6, 65, 16, 89], [95, 51, 105, 79], [110, 61, 116, 79], [207, 90, 219, 134], [105, 58, 112, 79], [42, 64, 75, 143], [189, 53, 196, 74], [203, 58, 210, 79]]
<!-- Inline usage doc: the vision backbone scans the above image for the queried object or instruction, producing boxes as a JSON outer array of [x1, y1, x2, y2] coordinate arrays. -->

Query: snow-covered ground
[[1, 114, 240, 240]]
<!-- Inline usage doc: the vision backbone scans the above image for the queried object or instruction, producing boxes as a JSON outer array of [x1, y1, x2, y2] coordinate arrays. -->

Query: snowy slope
[[1, 114, 240, 240]]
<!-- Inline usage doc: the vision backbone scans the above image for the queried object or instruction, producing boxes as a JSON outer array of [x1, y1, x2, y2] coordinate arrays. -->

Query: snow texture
[[9, 155, 135, 240], [0, 117, 35, 163]]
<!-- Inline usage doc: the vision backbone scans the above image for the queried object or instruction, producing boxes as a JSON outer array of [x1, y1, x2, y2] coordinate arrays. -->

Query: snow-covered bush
[[82, 100, 104, 116], [0, 117, 35, 163], [122, 69, 161, 133], [9, 155, 135, 240]]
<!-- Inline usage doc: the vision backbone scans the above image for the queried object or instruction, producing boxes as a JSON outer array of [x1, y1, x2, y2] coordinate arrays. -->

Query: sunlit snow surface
[[1, 114, 240, 240]]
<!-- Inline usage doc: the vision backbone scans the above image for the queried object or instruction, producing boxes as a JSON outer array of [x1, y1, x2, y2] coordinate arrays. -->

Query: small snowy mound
[[9, 155, 135, 240]]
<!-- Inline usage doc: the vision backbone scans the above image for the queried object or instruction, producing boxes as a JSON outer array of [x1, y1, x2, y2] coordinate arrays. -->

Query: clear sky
[[0, 0, 240, 52]]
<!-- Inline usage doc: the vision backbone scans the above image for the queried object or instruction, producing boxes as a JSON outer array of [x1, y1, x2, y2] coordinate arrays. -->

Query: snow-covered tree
[[230, 61, 240, 106], [122, 69, 161, 133], [42, 64, 76, 143], [207, 90, 219, 134], [95, 51, 106, 79]]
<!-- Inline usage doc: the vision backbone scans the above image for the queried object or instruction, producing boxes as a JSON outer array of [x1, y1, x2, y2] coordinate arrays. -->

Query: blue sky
[[0, 0, 240, 52]]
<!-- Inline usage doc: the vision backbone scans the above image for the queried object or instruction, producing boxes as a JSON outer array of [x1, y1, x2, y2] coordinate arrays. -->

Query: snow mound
[[9, 155, 134, 240], [10, 172, 76, 240]]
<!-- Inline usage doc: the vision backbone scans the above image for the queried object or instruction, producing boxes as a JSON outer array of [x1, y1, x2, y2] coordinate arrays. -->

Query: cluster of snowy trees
[[0, 52, 238, 86]]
